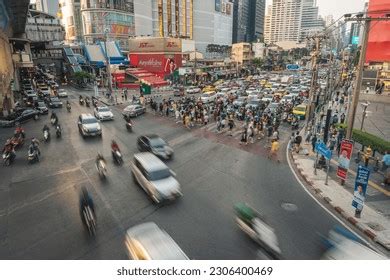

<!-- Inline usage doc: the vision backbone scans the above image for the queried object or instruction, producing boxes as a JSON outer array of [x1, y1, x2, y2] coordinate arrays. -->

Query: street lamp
[[104, 27, 113, 102]]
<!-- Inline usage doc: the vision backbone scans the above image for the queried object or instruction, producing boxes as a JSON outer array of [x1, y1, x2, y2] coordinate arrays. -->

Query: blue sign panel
[[286, 64, 300, 70], [352, 166, 370, 210], [351, 36, 359, 45], [315, 142, 332, 160]]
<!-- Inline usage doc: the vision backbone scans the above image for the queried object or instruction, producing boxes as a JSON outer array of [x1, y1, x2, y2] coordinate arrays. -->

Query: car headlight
[[83, 127, 89, 132]]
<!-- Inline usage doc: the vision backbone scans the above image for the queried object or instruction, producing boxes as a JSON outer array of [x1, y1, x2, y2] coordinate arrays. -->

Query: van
[[130, 152, 182, 203]]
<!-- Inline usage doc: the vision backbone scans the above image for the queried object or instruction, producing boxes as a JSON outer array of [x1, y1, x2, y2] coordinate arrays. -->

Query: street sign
[[352, 166, 370, 211], [315, 142, 332, 160], [286, 64, 300, 70]]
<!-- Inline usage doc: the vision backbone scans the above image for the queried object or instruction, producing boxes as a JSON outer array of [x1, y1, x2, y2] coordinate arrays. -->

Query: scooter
[[27, 149, 39, 164], [56, 125, 62, 138], [85, 98, 90, 107], [10, 136, 24, 149], [235, 203, 282, 260], [93, 99, 98, 108], [112, 149, 123, 165], [79, 97, 84, 106], [2, 151, 15, 166], [43, 129, 50, 142], [96, 159, 107, 179], [67, 103, 71, 112], [126, 121, 133, 132]]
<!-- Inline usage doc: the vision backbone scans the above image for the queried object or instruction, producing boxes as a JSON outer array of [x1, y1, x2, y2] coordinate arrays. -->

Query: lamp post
[[104, 27, 113, 101], [360, 102, 370, 130]]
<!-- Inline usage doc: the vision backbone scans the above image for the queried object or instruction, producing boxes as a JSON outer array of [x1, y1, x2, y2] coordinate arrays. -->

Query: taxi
[[292, 104, 307, 119], [202, 85, 216, 93]]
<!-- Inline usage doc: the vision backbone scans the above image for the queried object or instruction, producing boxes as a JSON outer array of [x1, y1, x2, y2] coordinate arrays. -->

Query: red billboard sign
[[129, 53, 182, 78], [337, 140, 354, 180]]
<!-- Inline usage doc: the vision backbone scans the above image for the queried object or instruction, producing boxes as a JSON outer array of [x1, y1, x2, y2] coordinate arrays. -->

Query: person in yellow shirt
[[268, 139, 280, 163]]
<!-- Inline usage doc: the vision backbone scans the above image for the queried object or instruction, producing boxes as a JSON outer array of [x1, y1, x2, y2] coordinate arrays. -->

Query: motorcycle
[[85, 98, 90, 107], [79, 97, 84, 106], [291, 120, 299, 130], [56, 125, 62, 138], [234, 203, 282, 260], [43, 129, 50, 142], [93, 99, 98, 108], [50, 117, 57, 126], [112, 149, 123, 165], [82, 205, 96, 236], [66, 103, 71, 112], [28, 149, 39, 164], [96, 159, 107, 179], [10, 136, 24, 149], [2, 151, 15, 166], [282, 112, 288, 122], [126, 121, 133, 132]]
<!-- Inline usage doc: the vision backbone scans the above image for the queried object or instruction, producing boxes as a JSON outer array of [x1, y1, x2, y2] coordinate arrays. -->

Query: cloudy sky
[[266, 0, 368, 19]]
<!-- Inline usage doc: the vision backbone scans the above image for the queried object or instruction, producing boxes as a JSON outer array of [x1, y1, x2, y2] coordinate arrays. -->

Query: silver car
[[122, 104, 146, 117], [125, 222, 189, 260], [94, 106, 114, 121], [130, 152, 182, 203]]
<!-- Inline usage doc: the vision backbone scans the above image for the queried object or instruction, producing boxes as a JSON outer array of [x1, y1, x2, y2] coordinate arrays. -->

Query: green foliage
[[335, 124, 390, 154], [252, 58, 263, 68]]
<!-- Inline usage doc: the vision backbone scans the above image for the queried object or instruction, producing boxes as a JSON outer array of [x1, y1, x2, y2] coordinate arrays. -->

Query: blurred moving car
[[122, 104, 146, 117], [130, 152, 182, 203], [322, 239, 385, 260], [200, 91, 216, 104], [78, 113, 102, 137], [14, 109, 40, 123], [57, 89, 68, 98], [94, 106, 114, 121], [47, 96, 63, 108], [137, 135, 174, 160], [125, 222, 189, 260]]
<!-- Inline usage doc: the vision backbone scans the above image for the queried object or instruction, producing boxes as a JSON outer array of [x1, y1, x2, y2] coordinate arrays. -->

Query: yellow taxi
[[260, 80, 267, 86], [293, 104, 307, 119], [202, 85, 216, 93], [265, 83, 272, 88]]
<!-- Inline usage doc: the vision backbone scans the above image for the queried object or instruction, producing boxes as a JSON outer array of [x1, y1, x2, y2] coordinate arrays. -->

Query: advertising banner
[[352, 166, 370, 210], [337, 139, 354, 180], [129, 53, 182, 78], [129, 37, 182, 53], [111, 24, 130, 35]]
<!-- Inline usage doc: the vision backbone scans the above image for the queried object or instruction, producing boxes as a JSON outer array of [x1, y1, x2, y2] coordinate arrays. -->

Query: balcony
[[12, 52, 34, 68]]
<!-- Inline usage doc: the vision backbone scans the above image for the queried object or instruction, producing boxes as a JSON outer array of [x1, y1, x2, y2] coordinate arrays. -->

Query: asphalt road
[[0, 87, 358, 259]]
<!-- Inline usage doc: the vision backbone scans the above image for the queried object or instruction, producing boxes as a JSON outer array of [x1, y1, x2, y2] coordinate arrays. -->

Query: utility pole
[[344, 15, 390, 139], [104, 27, 113, 99], [305, 35, 326, 130]]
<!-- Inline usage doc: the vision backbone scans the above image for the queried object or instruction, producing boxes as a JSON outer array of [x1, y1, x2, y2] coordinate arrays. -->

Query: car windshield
[[295, 106, 306, 112], [148, 168, 171, 181], [98, 107, 110, 112], [149, 137, 166, 148], [82, 118, 97, 124], [202, 93, 211, 97], [38, 102, 45, 106]]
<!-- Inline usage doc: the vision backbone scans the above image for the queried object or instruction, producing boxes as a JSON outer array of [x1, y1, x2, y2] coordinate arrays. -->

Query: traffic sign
[[286, 64, 300, 70], [315, 142, 332, 160]]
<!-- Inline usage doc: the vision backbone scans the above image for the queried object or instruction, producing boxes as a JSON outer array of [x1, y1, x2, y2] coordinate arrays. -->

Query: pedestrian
[[340, 113, 345, 124], [328, 135, 336, 151], [294, 133, 302, 153], [228, 118, 234, 136], [267, 125, 273, 142], [288, 132, 295, 151], [268, 139, 280, 163], [159, 103, 163, 116], [124, 89, 128, 101], [175, 109, 180, 123], [240, 128, 248, 145], [311, 134, 317, 152], [247, 125, 254, 144], [204, 114, 209, 125], [216, 116, 222, 132], [121, 92, 124, 101]]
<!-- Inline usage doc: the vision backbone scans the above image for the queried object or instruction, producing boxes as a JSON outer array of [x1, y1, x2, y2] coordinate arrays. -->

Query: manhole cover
[[281, 202, 298, 212]]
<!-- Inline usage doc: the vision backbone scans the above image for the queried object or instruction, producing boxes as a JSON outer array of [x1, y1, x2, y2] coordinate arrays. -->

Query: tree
[[72, 71, 93, 85], [252, 58, 264, 68]]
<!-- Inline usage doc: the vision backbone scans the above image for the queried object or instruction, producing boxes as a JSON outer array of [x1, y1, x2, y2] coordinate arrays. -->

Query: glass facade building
[[80, 0, 135, 50]]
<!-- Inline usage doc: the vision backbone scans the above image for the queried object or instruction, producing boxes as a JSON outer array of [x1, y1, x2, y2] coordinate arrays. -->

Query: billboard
[[366, 0, 390, 63], [351, 36, 359, 45], [129, 37, 182, 53], [337, 140, 354, 180], [352, 166, 370, 211], [129, 53, 182, 78]]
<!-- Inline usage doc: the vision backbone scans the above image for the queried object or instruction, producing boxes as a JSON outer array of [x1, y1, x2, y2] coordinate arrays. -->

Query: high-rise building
[[59, 0, 83, 43], [232, 0, 265, 43], [270, 0, 303, 43], [349, 23, 361, 46], [324, 15, 334, 27], [264, 4, 272, 44], [35, 0, 59, 16], [300, 0, 324, 40], [192, 0, 233, 55], [80, 0, 135, 50]]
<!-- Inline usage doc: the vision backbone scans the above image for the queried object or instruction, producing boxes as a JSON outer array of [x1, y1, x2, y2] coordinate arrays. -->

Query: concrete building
[[35, 0, 59, 16], [231, 42, 253, 65], [59, 0, 83, 44], [80, 0, 135, 50], [252, 42, 267, 59], [300, 0, 324, 40], [193, 0, 233, 56], [270, 0, 302, 43], [25, 8, 65, 42], [264, 4, 272, 44]]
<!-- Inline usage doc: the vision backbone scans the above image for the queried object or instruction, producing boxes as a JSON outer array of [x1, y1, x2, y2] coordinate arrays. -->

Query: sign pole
[[325, 159, 330, 185], [314, 152, 318, 175]]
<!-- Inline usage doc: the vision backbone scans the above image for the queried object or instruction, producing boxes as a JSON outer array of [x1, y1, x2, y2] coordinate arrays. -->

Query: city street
[[0, 88, 365, 260]]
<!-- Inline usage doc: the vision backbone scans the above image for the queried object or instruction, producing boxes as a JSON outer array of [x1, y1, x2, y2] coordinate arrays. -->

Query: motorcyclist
[[111, 140, 120, 152], [30, 138, 41, 156], [2, 139, 15, 156], [50, 112, 58, 125], [43, 124, 50, 133], [14, 124, 25, 139], [96, 153, 106, 167], [66, 100, 71, 110], [55, 123, 62, 135], [79, 187, 95, 223]]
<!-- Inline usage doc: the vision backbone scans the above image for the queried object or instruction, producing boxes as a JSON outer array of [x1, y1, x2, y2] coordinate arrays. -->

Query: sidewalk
[[290, 142, 390, 251]]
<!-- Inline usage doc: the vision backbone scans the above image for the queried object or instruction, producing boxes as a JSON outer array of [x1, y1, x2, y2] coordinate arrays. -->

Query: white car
[[57, 89, 68, 98], [125, 222, 189, 260], [200, 91, 216, 103], [262, 94, 273, 103], [281, 95, 293, 104], [94, 106, 114, 121], [185, 86, 201, 94]]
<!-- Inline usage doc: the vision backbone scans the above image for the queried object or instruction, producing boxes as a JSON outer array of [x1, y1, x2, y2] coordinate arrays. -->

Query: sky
[[266, 0, 368, 19]]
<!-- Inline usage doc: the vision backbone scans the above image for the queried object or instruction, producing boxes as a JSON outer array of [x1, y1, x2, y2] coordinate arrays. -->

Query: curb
[[288, 149, 390, 251]]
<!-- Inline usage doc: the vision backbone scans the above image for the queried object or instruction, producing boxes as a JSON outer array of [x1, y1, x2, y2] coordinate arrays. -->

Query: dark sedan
[[47, 97, 63, 108], [13, 109, 40, 124], [35, 101, 49, 115], [137, 135, 174, 160]]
